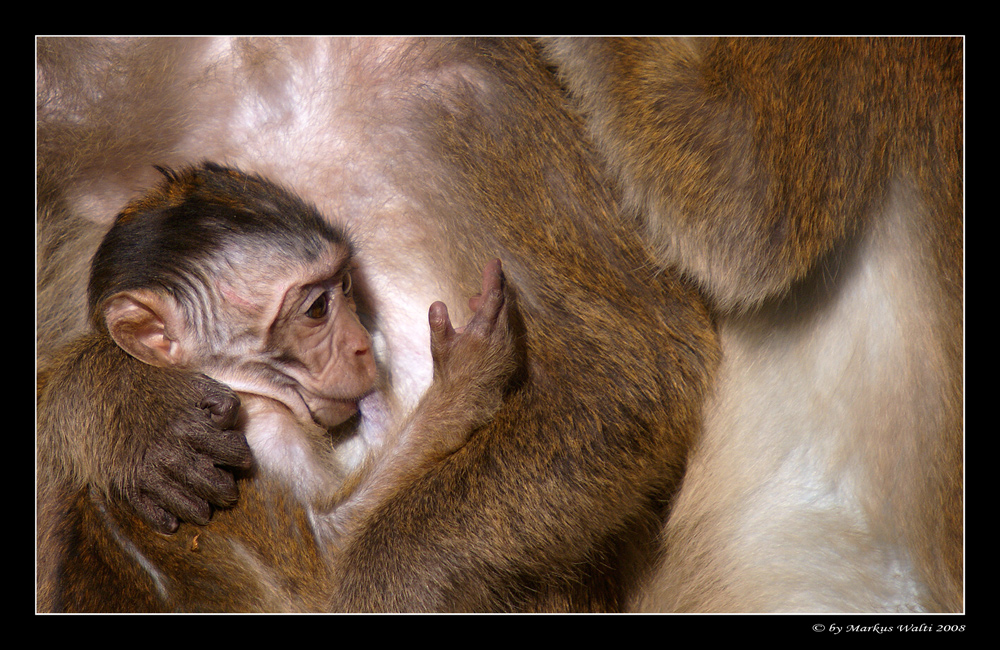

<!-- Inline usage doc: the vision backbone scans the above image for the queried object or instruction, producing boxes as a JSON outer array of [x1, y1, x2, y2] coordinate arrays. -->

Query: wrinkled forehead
[[210, 238, 349, 314], [231, 236, 346, 275]]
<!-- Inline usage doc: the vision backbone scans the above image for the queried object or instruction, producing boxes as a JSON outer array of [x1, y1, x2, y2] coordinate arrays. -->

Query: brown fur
[[545, 37, 962, 612], [37, 38, 717, 612], [37, 334, 253, 611], [38, 163, 525, 612], [39, 37, 960, 613]]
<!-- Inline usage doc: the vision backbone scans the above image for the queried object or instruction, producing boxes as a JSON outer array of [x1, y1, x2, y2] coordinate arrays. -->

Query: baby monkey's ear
[[103, 289, 192, 368]]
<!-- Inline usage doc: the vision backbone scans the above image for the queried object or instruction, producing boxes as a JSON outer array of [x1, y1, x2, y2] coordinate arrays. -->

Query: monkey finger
[[464, 287, 505, 338], [188, 373, 241, 421], [479, 258, 504, 295], [158, 449, 236, 513], [150, 482, 213, 527], [428, 301, 457, 348], [469, 261, 505, 322], [139, 456, 215, 526], [199, 392, 242, 430], [131, 492, 181, 534], [466, 259, 504, 315], [184, 459, 241, 508], [188, 428, 254, 471]]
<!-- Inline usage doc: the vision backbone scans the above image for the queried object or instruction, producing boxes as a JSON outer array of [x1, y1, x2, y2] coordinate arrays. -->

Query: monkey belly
[[636, 179, 958, 612]]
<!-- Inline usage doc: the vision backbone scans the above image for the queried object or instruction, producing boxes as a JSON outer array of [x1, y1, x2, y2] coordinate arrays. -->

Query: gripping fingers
[[196, 461, 240, 507], [429, 301, 458, 364], [130, 470, 210, 532], [466, 288, 505, 338], [428, 259, 513, 386], [193, 379, 251, 470], [465, 259, 506, 334], [151, 482, 212, 528], [187, 426, 253, 472], [199, 392, 241, 430], [131, 491, 181, 534], [429, 301, 457, 342]]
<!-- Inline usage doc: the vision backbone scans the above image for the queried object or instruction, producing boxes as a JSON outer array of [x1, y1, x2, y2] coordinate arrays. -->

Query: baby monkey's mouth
[[303, 383, 378, 430]]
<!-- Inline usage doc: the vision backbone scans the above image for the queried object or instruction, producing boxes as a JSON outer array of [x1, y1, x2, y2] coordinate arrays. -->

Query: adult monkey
[[36, 37, 717, 611], [545, 37, 964, 612], [36, 37, 962, 612]]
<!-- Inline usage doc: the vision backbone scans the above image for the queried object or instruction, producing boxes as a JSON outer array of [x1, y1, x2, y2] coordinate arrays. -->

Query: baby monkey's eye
[[306, 294, 329, 319], [305, 272, 351, 319]]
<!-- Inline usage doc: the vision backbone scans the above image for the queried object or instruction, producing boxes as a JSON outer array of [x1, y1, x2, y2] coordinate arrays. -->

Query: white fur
[[636, 178, 947, 612], [49, 40, 954, 611], [75, 39, 451, 472]]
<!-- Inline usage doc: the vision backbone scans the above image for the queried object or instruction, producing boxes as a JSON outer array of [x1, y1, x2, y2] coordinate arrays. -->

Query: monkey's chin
[[311, 399, 361, 429]]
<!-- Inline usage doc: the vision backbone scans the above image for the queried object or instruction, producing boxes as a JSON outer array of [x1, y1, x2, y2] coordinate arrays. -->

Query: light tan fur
[[38, 36, 961, 612], [545, 37, 962, 612]]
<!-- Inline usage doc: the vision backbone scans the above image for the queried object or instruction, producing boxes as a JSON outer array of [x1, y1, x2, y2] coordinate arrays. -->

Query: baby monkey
[[38, 162, 517, 611], [92, 161, 517, 528]]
